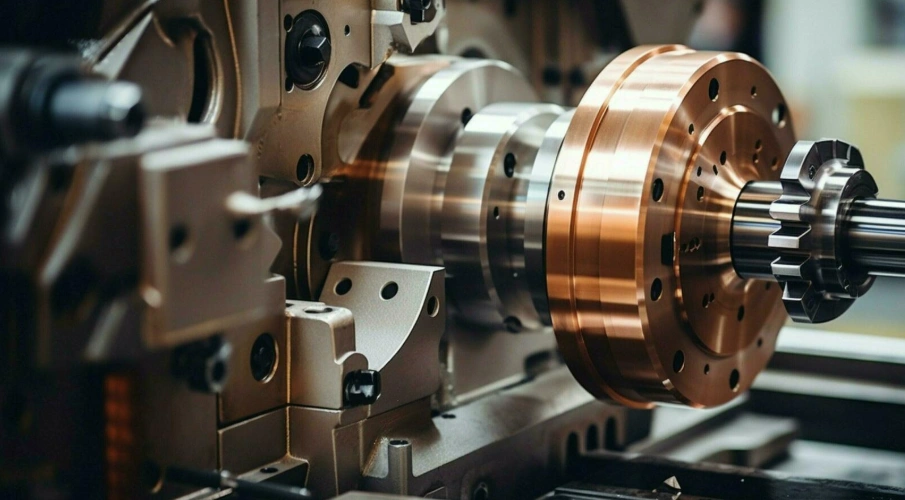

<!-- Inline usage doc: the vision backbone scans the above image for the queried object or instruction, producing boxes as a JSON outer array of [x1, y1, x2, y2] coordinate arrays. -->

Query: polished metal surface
[[848, 199, 905, 277], [546, 45, 794, 408]]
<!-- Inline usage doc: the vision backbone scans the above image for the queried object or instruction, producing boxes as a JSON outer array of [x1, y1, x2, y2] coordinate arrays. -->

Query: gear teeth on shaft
[[767, 139, 878, 323]]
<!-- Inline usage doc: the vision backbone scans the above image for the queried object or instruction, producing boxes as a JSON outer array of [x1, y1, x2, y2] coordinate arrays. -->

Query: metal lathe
[[2, 1, 905, 499]]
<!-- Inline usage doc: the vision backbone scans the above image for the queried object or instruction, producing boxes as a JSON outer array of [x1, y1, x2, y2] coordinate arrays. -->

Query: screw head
[[344, 370, 381, 406], [285, 11, 332, 89]]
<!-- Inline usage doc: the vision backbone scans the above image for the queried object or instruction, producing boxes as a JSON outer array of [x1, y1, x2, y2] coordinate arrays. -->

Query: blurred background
[[690, 0, 905, 338]]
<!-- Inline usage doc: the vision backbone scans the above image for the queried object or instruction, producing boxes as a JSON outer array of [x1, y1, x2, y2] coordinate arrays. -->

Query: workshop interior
[[3, 0, 905, 498]]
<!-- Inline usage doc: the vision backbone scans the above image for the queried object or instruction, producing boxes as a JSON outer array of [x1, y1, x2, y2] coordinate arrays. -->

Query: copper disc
[[546, 45, 796, 407]]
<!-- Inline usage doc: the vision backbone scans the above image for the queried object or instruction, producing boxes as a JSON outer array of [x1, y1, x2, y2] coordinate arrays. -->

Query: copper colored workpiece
[[546, 45, 796, 407]]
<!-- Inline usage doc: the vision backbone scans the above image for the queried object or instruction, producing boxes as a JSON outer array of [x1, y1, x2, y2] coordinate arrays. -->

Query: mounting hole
[[461, 108, 473, 126], [504, 316, 523, 333], [708, 78, 719, 101], [712, 164, 719, 176], [755, 139, 763, 150], [773, 103, 787, 128], [737, 305, 745, 321], [557, 190, 566, 201], [169, 224, 190, 254], [250, 333, 278, 383], [389, 439, 409, 446], [493, 206, 500, 219], [702, 294, 711, 308], [305, 307, 333, 314], [344, 24, 351, 36], [750, 85, 757, 98], [757, 337, 764, 348], [504, 153, 517, 177], [296, 154, 315, 183], [427, 296, 440, 317], [696, 166, 702, 177], [233, 218, 253, 240], [283, 14, 293, 31], [472, 482, 490, 500], [672, 350, 685, 373], [729, 369, 741, 392], [704, 364, 711, 375], [335, 278, 353, 295], [441, 413, 456, 419], [688, 123, 695, 135], [720, 151, 727, 165], [652, 178, 664, 202], [260, 467, 278, 474], [650, 278, 663, 301], [381, 282, 399, 300], [696, 186, 704, 201]]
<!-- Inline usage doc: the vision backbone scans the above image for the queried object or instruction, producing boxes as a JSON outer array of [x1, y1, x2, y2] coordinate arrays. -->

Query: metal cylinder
[[732, 184, 905, 279], [848, 199, 905, 277], [731, 182, 782, 280]]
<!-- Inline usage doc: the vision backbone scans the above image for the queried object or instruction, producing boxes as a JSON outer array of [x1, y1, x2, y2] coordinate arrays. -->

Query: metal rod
[[847, 199, 905, 278]]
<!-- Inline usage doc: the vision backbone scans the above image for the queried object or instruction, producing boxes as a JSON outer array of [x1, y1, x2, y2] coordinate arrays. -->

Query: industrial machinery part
[[334, 44, 905, 409]]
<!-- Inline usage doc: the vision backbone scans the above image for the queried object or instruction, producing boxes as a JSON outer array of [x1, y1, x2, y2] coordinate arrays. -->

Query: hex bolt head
[[344, 370, 381, 406], [285, 11, 332, 89], [171, 336, 232, 394], [298, 35, 331, 67]]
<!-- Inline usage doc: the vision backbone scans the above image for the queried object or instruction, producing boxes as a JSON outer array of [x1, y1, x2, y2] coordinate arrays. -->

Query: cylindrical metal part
[[731, 182, 782, 280], [732, 183, 905, 279], [48, 80, 145, 143], [848, 199, 905, 277]]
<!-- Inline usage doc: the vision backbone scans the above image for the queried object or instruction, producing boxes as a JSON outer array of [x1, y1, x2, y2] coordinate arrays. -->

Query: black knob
[[344, 370, 381, 406]]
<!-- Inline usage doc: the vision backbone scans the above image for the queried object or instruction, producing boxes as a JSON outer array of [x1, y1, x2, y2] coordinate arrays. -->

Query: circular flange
[[379, 59, 536, 265], [546, 45, 797, 407]]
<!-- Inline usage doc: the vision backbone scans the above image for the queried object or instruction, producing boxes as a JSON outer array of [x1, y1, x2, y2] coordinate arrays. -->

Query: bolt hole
[[696, 186, 704, 201], [441, 413, 456, 419], [652, 178, 664, 202], [504, 152, 517, 177], [750, 85, 757, 98], [558, 190, 566, 200], [688, 123, 695, 135], [233, 218, 253, 240], [296, 154, 315, 183], [344, 25, 351, 36], [737, 305, 745, 321], [427, 296, 440, 317], [650, 278, 663, 301], [250, 333, 277, 383], [720, 151, 727, 165], [755, 139, 763, 150], [702, 294, 710, 308], [493, 206, 500, 219], [708, 78, 719, 101], [704, 364, 710, 375], [381, 282, 399, 300], [335, 278, 353, 295], [696, 166, 702, 177], [729, 369, 741, 391], [260, 467, 278, 474], [283, 14, 293, 31], [170, 224, 189, 254], [713, 164, 719, 176], [472, 482, 490, 500], [504, 316, 523, 333], [461, 107, 473, 126], [773, 103, 787, 127], [672, 350, 685, 373]]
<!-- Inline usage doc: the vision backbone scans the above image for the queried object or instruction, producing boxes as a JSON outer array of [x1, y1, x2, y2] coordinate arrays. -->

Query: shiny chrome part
[[731, 140, 905, 323]]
